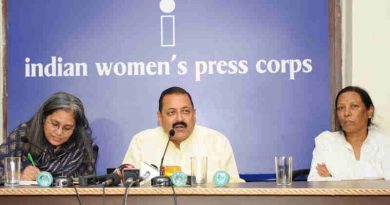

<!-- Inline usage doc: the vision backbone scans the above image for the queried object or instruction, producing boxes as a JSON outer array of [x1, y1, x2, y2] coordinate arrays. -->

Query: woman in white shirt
[[308, 86, 390, 181]]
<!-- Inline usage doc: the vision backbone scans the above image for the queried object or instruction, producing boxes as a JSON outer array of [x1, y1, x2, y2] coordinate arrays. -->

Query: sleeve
[[381, 154, 390, 180], [379, 134, 390, 180], [307, 132, 339, 182], [122, 135, 142, 168], [0, 125, 27, 175], [307, 145, 323, 181], [0, 139, 10, 175]]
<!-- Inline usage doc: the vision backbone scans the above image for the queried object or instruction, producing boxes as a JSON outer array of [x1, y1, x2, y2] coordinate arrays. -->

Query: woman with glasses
[[0, 92, 95, 180]]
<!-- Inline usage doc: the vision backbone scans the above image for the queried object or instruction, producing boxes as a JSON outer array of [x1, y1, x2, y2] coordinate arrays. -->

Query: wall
[[0, 0, 4, 143], [343, 0, 390, 135], [6, 0, 330, 175], [1, 1, 390, 161]]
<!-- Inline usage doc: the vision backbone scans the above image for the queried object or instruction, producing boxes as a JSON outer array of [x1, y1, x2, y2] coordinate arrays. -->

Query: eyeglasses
[[45, 120, 75, 134]]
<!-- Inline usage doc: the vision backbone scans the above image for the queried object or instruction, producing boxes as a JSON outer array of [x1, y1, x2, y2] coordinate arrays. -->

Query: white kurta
[[308, 128, 390, 181], [123, 125, 244, 183]]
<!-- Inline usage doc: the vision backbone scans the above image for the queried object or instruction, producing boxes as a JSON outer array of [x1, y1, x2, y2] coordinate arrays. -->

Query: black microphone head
[[21, 137, 46, 153], [150, 164, 158, 169], [103, 172, 121, 187], [169, 129, 175, 137], [21, 136, 29, 143], [96, 174, 109, 183], [111, 172, 121, 186]]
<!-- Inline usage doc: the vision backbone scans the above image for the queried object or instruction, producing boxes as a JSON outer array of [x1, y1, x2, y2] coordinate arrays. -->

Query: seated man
[[123, 86, 243, 183]]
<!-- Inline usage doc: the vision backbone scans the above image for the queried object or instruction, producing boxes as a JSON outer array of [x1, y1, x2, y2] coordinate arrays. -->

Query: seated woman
[[0, 92, 95, 180], [308, 86, 390, 181]]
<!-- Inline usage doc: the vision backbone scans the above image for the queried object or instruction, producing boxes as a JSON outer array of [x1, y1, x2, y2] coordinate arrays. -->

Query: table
[[1, 180, 390, 205]]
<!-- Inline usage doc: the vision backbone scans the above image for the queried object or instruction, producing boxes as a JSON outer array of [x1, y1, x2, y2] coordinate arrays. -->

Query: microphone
[[21, 136, 46, 153], [101, 163, 135, 187], [139, 162, 159, 186], [160, 129, 175, 174], [96, 174, 109, 183], [123, 171, 152, 205], [119, 163, 135, 171], [79, 174, 110, 186], [102, 172, 121, 187], [21, 136, 57, 162], [140, 171, 151, 182], [125, 171, 150, 187], [151, 129, 175, 187]]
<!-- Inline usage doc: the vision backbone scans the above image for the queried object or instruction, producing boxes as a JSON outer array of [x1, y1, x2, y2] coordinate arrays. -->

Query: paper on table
[[19, 180, 38, 186]]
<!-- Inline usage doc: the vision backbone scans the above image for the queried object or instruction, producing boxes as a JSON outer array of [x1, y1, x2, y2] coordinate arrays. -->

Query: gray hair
[[26, 92, 93, 161]]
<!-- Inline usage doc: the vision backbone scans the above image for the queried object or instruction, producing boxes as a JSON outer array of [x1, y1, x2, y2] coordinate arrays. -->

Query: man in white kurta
[[123, 125, 243, 183], [122, 86, 243, 183]]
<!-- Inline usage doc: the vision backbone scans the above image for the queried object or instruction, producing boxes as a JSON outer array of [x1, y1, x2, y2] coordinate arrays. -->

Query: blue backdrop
[[8, 0, 330, 175]]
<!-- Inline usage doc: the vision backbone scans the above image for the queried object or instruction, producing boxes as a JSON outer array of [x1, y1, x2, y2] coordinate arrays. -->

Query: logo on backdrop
[[160, 0, 176, 47], [22, 0, 315, 81]]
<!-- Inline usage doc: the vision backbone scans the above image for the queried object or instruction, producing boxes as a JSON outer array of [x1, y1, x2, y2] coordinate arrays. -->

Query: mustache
[[172, 121, 187, 129]]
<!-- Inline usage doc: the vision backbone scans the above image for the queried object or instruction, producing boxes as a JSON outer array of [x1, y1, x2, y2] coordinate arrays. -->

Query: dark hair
[[158, 86, 194, 112], [335, 86, 375, 128], [26, 92, 93, 161]]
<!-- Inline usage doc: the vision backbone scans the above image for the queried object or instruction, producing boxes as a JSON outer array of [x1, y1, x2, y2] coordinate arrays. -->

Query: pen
[[27, 153, 36, 167]]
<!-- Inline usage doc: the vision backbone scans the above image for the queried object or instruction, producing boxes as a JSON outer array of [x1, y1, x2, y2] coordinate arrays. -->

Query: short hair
[[158, 87, 194, 112], [26, 92, 93, 161], [335, 86, 375, 127]]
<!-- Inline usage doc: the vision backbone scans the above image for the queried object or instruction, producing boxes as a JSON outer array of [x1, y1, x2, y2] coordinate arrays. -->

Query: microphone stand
[[123, 171, 150, 205], [151, 129, 175, 187], [55, 149, 73, 187]]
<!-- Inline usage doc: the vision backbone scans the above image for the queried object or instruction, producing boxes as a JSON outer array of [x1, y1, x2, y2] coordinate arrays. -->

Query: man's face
[[158, 93, 196, 145]]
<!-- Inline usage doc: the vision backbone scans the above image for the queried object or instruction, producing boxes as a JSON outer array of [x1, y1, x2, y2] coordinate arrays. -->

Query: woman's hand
[[21, 166, 41, 181], [316, 163, 332, 177]]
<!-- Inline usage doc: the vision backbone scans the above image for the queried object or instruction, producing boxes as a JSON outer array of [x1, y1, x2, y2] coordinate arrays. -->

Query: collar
[[158, 125, 198, 149], [339, 129, 377, 151]]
